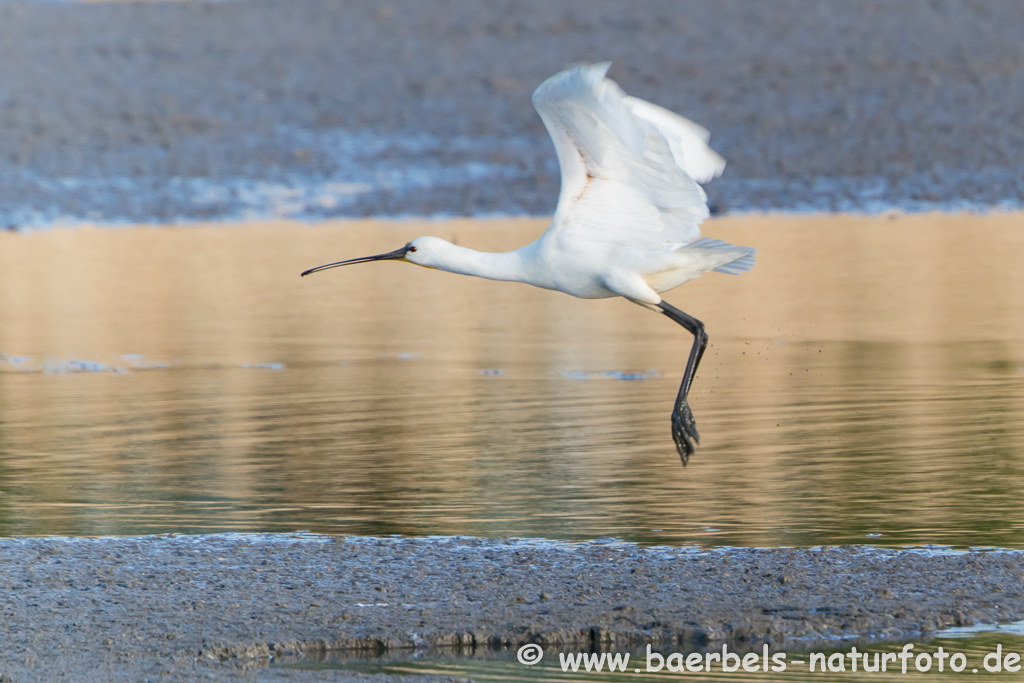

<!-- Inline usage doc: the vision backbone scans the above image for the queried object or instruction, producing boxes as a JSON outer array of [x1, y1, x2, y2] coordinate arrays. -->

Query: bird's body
[[303, 62, 755, 464], [406, 233, 748, 304]]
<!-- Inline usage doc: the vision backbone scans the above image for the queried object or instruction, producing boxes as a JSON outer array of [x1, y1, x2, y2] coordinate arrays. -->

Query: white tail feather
[[684, 237, 757, 275]]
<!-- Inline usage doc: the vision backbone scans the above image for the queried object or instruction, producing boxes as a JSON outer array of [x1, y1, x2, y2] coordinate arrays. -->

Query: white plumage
[[303, 63, 755, 464], [533, 61, 722, 244]]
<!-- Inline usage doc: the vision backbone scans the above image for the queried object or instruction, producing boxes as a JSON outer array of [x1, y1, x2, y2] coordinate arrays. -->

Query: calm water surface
[[288, 628, 1024, 681], [0, 214, 1022, 546]]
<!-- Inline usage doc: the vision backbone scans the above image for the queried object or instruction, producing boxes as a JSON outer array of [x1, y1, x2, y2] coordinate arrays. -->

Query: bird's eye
[[409, 246, 417, 253]]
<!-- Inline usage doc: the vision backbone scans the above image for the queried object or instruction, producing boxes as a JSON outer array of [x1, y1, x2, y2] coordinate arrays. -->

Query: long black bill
[[301, 245, 410, 277]]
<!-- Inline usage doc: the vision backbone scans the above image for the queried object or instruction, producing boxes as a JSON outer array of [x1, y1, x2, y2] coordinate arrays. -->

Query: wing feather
[[622, 96, 726, 184], [532, 63, 724, 249]]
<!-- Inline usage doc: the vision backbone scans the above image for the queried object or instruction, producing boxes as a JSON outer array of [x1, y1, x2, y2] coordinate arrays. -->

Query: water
[[283, 627, 1024, 681], [0, 213, 1022, 545]]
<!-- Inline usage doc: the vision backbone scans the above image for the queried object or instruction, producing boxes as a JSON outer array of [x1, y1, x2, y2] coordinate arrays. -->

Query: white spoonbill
[[302, 62, 755, 465]]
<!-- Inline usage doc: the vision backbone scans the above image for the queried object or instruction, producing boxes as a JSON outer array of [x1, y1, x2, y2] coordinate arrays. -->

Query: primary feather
[[532, 62, 726, 251]]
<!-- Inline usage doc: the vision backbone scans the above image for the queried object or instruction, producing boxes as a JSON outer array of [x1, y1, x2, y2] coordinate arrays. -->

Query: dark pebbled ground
[[1, 0, 1023, 226], [0, 534, 1022, 681]]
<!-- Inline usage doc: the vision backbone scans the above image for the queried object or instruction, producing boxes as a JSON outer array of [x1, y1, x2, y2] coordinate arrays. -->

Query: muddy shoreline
[[2, 0, 1024, 226], [0, 534, 1020, 680]]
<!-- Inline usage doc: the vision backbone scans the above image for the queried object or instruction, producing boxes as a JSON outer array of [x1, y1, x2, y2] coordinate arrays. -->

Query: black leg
[[657, 301, 708, 466]]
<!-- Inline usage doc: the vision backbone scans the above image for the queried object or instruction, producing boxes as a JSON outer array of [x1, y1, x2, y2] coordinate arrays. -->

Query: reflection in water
[[0, 215, 1022, 545], [288, 629, 1024, 682]]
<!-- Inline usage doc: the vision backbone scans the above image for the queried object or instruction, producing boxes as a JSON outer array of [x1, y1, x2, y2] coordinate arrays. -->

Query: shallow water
[[287, 627, 1024, 681], [0, 214, 1022, 545]]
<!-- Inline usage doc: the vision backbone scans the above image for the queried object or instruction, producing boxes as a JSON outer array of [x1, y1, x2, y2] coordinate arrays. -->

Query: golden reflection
[[0, 214, 1022, 544]]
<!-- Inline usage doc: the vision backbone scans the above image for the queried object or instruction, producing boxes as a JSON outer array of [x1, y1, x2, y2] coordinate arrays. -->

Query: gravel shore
[[1, 0, 1023, 226], [0, 534, 1021, 681]]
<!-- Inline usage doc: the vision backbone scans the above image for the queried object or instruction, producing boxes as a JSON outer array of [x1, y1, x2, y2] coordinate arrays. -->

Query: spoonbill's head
[[300, 236, 448, 277]]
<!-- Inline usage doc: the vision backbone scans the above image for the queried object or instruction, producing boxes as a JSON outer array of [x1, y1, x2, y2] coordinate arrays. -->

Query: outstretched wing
[[532, 63, 725, 249]]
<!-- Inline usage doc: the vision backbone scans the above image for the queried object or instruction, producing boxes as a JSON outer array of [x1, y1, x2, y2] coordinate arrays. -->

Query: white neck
[[418, 240, 535, 284]]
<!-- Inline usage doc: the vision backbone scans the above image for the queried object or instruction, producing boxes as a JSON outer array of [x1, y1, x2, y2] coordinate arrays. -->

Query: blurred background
[[0, 0, 1022, 547], [0, 0, 1022, 228]]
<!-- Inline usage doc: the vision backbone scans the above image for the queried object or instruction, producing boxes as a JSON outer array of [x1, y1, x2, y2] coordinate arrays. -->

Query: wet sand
[[1, 0, 1023, 224], [0, 534, 1022, 681]]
